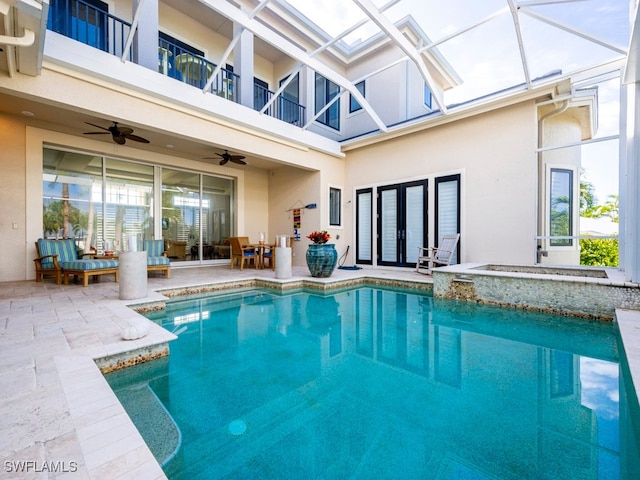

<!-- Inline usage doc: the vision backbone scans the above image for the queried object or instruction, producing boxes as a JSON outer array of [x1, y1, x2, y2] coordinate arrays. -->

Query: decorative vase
[[306, 243, 338, 278]]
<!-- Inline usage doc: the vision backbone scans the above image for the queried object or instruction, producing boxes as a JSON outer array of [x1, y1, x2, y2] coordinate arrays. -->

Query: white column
[[623, 81, 640, 282], [275, 247, 292, 279], [119, 251, 148, 300], [234, 23, 254, 109], [133, 0, 159, 71]]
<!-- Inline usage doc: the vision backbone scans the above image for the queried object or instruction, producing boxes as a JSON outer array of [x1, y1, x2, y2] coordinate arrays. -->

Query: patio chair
[[229, 236, 257, 270], [34, 238, 119, 286], [416, 233, 460, 275], [144, 239, 171, 278]]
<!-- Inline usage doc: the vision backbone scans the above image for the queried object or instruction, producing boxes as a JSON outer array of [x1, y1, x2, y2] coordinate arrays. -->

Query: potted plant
[[306, 230, 338, 277]]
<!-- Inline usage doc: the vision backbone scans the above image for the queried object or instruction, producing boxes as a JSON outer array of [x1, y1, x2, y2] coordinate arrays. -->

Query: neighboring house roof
[[580, 217, 619, 236]]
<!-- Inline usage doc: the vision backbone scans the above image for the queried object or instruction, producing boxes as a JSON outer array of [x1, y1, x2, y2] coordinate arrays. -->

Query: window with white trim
[[356, 188, 373, 264], [424, 84, 432, 110], [549, 168, 574, 247], [315, 73, 340, 130], [329, 187, 341, 226]]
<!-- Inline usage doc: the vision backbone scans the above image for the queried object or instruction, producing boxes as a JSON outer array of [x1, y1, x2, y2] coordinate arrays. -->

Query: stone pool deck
[[2, 263, 640, 479], [0, 265, 429, 479]]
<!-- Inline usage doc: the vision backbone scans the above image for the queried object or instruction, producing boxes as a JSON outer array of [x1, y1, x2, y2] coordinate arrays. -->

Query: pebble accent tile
[[433, 265, 640, 320]]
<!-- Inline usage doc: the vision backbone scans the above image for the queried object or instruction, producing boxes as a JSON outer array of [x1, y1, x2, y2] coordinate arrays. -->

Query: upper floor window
[[49, 0, 110, 51], [160, 32, 204, 57], [349, 81, 366, 113], [424, 84, 432, 110], [550, 168, 573, 246], [280, 74, 302, 126], [315, 73, 340, 130], [254, 78, 270, 111]]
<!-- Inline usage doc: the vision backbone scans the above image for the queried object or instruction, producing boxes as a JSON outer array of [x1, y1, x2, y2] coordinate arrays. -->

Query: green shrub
[[580, 238, 618, 267]]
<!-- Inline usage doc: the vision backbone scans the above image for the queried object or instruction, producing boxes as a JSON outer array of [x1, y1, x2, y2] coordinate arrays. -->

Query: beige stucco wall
[[268, 167, 318, 266], [268, 151, 346, 267], [243, 169, 270, 240], [343, 101, 539, 266], [0, 114, 28, 281]]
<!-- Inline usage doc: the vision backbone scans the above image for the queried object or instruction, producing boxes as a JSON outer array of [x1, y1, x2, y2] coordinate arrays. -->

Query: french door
[[377, 180, 428, 267]]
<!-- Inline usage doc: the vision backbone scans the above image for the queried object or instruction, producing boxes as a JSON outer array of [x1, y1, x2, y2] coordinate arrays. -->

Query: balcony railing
[[254, 84, 306, 127], [48, 0, 132, 58], [159, 39, 238, 100]]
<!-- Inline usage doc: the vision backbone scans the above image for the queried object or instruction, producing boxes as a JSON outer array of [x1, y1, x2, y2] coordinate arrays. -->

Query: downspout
[[537, 99, 569, 262]]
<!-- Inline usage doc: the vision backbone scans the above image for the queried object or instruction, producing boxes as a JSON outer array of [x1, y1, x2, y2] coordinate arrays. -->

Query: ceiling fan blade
[[124, 133, 150, 143], [83, 132, 110, 135], [205, 150, 245, 165], [116, 127, 134, 136], [113, 135, 126, 145]]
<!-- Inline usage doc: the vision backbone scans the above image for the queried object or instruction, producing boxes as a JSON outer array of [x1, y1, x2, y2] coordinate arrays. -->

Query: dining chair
[[229, 237, 257, 270]]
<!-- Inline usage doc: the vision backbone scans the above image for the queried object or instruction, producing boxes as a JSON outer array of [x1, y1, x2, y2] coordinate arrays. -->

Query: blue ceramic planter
[[306, 243, 338, 278]]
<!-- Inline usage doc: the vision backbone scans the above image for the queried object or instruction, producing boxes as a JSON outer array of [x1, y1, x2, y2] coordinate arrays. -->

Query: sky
[[285, 0, 631, 202]]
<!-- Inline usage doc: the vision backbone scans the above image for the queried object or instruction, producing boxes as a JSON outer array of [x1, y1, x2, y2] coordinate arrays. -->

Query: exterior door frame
[[376, 180, 428, 267]]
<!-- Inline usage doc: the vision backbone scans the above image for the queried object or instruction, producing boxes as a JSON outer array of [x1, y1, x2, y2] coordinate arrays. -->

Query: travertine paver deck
[[0, 264, 429, 479]]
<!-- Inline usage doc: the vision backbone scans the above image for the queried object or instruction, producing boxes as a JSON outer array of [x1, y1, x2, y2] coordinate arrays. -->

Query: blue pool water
[[106, 287, 640, 479]]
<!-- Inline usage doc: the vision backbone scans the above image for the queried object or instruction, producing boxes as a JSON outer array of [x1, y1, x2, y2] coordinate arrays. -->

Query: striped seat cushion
[[37, 239, 78, 267], [147, 256, 170, 266], [61, 260, 118, 271], [144, 240, 165, 257]]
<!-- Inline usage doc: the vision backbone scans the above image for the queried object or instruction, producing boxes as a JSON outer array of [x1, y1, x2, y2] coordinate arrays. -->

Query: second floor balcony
[[47, 0, 306, 127]]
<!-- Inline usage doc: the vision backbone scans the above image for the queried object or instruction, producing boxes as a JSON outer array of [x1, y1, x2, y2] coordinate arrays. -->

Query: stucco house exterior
[[0, 0, 636, 283]]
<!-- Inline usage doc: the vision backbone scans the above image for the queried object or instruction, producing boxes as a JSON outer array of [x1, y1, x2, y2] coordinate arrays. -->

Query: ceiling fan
[[83, 122, 150, 145], [204, 150, 247, 166]]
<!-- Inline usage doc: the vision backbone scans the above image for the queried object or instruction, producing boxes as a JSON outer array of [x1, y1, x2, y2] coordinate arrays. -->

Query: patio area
[[0, 264, 430, 479]]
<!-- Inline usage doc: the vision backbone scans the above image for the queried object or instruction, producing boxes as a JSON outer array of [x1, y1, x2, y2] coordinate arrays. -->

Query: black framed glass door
[[377, 180, 427, 267]]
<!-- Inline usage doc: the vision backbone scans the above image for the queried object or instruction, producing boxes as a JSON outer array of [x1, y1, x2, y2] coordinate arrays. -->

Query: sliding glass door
[[43, 148, 235, 264], [161, 169, 233, 262], [42, 150, 154, 253]]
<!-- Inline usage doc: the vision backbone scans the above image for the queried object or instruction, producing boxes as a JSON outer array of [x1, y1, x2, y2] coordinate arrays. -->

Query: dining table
[[248, 242, 272, 269]]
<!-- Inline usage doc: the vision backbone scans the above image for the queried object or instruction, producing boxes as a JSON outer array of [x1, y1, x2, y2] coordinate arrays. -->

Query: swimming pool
[[106, 286, 640, 479]]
